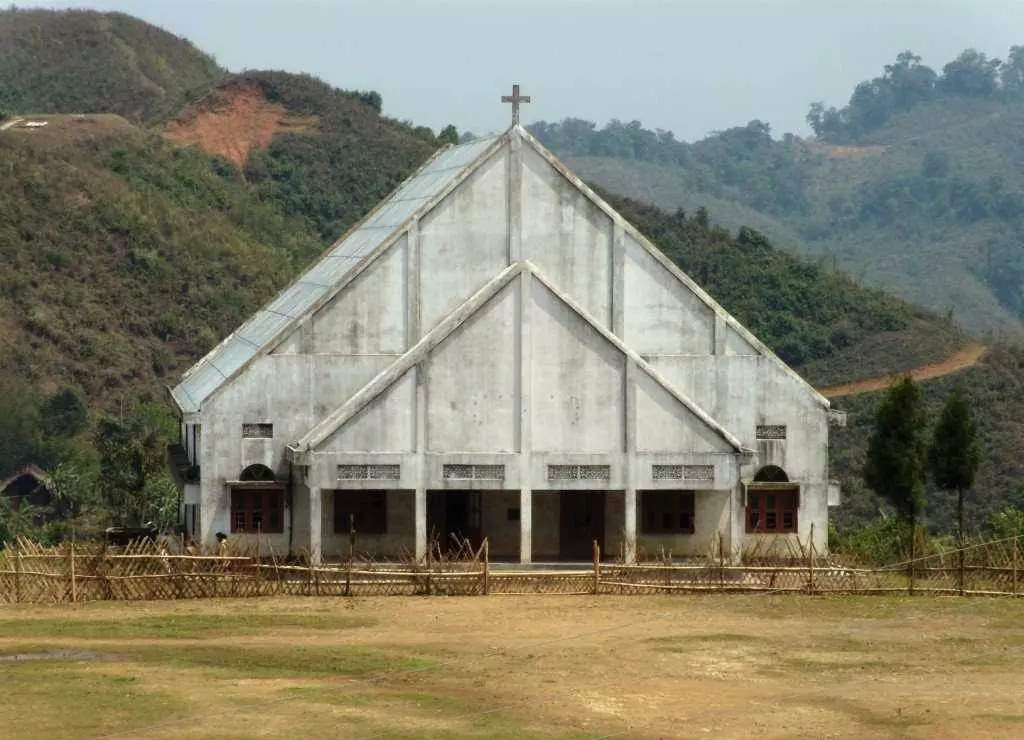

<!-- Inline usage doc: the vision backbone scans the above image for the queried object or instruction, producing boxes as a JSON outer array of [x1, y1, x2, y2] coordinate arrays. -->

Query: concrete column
[[415, 487, 427, 561], [309, 487, 322, 565], [623, 488, 637, 564], [729, 482, 746, 564], [624, 360, 637, 564], [519, 488, 532, 563], [518, 269, 533, 564], [414, 362, 427, 562]]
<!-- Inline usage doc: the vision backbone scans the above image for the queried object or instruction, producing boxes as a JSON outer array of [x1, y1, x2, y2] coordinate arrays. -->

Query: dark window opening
[[334, 491, 387, 535], [746, 490, 798, 533], [753, 465, 789, 483], [507, 507, 520, 522], [641, 491, 695, 534], [240, 464, 276, 482], [230, 490, 283, 534]]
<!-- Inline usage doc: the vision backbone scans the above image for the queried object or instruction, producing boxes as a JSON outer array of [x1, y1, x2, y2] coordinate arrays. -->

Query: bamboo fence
[[0, 534, 1020, 604]]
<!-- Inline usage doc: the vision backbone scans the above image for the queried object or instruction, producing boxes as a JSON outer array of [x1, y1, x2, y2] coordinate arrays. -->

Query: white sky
[[14, 0, 1024, 140]]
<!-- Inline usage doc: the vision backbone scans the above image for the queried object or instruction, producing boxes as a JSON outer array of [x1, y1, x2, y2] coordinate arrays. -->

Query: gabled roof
[[287, 261, 746, 459], [171, 132, 505, 413], [172, 123, 829, 416]]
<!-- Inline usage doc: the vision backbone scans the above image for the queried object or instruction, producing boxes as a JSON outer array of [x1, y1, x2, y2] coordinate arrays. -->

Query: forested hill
[[0, 8, 224, 122], [530, 46, 1024, 338]]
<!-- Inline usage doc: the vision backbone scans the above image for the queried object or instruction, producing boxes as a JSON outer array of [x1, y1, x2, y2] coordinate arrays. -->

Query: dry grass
[[0, 595, 1022, 738]]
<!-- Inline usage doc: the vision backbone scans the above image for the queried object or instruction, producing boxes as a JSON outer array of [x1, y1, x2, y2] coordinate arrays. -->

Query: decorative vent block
[[653, 464, 714, 481], [242, 423, 273, 439], [337, 464, 400, 480], [442, 464, 505, 480], [548, 464, 611, 481], [756, 424, 787, 440], [652, 464, 683, 480], [683, 465, 715, 481]]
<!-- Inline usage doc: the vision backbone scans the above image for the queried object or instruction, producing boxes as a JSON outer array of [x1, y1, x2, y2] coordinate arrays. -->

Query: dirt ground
[[819, 342, 987, 398], [164, 82, 318, 167], [1, 594, 1022, 739]]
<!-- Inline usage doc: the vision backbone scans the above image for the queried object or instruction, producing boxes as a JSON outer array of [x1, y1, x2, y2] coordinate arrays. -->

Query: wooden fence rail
[[0, 535, 1021, 604]]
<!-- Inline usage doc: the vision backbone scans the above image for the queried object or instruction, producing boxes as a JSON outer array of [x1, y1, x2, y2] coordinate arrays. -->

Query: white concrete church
[[171, 99, 840, 564]]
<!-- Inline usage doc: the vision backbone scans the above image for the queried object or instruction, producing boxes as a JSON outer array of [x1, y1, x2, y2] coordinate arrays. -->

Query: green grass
[[0, 612, 376, 640]]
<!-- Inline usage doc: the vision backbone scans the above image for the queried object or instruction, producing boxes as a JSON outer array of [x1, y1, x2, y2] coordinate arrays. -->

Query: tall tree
[[927, 387, 981, 546], [863, 377, 928, 547]]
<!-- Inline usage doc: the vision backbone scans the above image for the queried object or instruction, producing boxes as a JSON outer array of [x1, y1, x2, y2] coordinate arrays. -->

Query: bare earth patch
[[1, 595, 1022, 738], [820, 342, 987, 398], [164, 82, 318, 167]]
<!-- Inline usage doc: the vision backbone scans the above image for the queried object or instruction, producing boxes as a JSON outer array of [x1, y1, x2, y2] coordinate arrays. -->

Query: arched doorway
[[753, 465, 789, 483]]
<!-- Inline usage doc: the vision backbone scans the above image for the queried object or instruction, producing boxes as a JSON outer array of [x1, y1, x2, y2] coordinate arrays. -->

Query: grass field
[[1, 595, 1022, 738]]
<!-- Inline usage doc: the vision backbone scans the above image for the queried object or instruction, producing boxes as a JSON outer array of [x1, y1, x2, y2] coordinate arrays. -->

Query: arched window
[[753, 465, 789, 483], [239, 464, 276, 482]]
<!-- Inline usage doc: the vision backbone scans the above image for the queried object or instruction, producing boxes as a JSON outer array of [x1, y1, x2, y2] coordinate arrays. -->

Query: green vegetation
[[864, 378, 928, 527], [0, 8, 224, 122], [928, 387, 981, 544], [607, 194, 963, 370], [830, 344, 1024, 532]]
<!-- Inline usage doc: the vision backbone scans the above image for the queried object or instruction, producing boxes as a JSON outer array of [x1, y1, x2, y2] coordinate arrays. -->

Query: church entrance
[[427, 491, 483, 552], [558, 492, 605, 560]]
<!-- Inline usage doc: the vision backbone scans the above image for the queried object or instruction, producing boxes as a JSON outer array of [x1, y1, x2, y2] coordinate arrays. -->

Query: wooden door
[[559, 492, 604, 560]]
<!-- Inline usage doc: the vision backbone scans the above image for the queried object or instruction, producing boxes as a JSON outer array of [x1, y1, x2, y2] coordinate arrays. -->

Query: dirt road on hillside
[[819, 342, 987, 398]]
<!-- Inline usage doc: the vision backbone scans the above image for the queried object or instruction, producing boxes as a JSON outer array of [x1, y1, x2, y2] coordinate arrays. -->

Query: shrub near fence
[[0, 535, 1021, 604]]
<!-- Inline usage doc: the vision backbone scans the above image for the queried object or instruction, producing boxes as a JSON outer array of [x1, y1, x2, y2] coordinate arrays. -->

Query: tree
[[863, 377, 928, 542], [927, 388, 981, 546], [437, 124, 458, 146], [1000, 45, 1024, 95], [940, 49, 1001, 96]]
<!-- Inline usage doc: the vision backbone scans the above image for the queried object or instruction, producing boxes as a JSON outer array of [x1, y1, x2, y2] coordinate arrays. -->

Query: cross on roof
[[501, 83, 531, 125]]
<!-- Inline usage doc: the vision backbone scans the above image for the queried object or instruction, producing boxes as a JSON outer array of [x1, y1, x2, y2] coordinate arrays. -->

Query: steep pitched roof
[[170, 133, 505, 413], [172, 124, 829, 416]]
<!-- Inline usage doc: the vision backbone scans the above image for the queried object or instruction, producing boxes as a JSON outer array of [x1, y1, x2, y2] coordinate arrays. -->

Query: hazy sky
[[16, 0, 1024, 141]]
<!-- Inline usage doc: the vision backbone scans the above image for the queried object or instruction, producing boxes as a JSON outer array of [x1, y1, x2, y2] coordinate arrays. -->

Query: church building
[[170, 94, 840, 563]]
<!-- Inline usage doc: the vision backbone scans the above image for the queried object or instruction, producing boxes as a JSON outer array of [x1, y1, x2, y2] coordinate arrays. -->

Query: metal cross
[[501, 83, 531, 125]]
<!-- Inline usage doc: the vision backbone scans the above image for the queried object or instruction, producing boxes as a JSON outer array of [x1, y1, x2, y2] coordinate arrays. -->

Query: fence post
[[69, 541, 77, 604], [958, 527, 965, 597], [908, 525, 916, 596], [807, 523, 815, 595], [718, 531, 725, 590], [483, 538, 490, 596], [426, 545, 432, 596], [15, 549, 22, 603], [592, 539, 600, 595], [1013, 537, 1018, 596]]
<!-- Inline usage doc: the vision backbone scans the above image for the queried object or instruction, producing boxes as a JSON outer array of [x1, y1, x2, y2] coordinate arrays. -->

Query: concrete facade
[[171, 126, 838, 563]]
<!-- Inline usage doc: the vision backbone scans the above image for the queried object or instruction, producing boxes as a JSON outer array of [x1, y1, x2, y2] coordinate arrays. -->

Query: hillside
[[530, 48, 1024, 338], [0, 8, 224, 123]]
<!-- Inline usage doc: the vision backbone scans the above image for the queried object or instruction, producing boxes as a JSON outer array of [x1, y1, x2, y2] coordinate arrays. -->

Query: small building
[[1, 465, 52, 512], [170, 123, 840, 563]]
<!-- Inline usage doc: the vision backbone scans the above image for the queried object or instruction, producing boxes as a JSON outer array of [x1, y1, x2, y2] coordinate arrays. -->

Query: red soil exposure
[[819, 342, 987, 398], [164, 82, 317, 167]]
